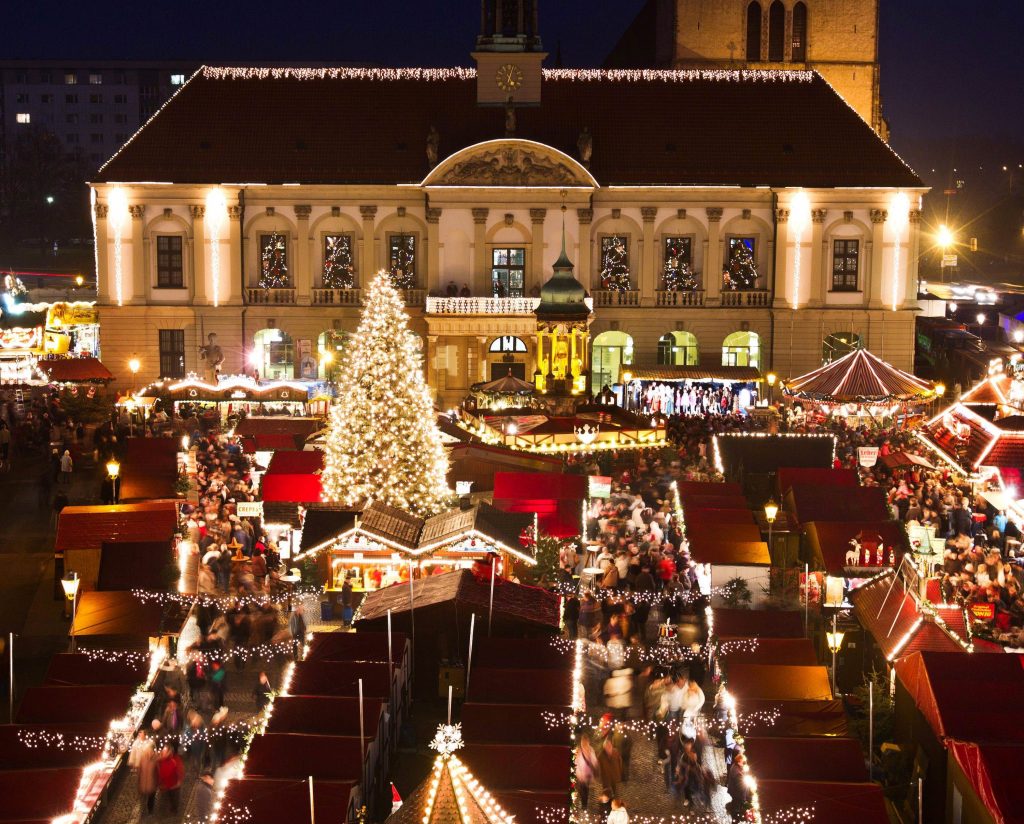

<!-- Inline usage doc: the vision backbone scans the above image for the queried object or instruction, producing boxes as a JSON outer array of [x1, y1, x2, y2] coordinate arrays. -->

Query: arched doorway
[[722, 331, 760, 368], [318, 330, 347, 380], [252, 328, 295, 380], [657, 331, 699, 366], [823, 332, 861, 364], [592, 330, 634, 390], [488, 335, 528, 380]]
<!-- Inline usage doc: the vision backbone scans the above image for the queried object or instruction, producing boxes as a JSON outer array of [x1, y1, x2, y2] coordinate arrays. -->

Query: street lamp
[[826, 613, 846, 695], [128, 356, 140, 379], [621, 371, 633, 409], [937, 224, 955, 283], [106, 459, 120, 504], [976, 312, 986, 326], [61, 572, 80, 652], [504, 421, 518, 447], [935, 383, 946, 398], [74, 275, 84, 288], [319, 349, 334, 382], [766, 372, 777, 406], [764, 499, 779, 552]]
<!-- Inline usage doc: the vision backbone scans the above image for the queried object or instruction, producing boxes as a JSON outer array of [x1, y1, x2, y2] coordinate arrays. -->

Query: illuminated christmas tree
[[389, 236, 416, 290], [322, 235, 355, 289], [259, 232, 289, 289], [724, 240, 758, 291], [663, 239, 698, 291], [320, 270, 450, 517], [600, 235, 631, 291]]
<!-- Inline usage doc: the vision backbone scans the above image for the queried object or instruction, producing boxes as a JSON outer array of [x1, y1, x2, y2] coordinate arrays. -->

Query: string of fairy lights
[[543, 707, 781, 740], [130, 586, 324, 609], [17, 719, 255, 753]]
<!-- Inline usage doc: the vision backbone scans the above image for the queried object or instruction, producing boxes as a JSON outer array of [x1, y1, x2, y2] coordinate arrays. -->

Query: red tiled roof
[[39, 357, 114, 383], [54, 501, 179, 552], [119, 437, 178, 502], [784, 348, 934, 401], [803, 520, 909, 574], [925, 404, 1024, 470], [785, 484, 889, 526], [265, 449, 324, 475], [743, 737, 868, 783], [948, 741, 1024, 824], [98, 68, 921, 189], [756, 779, 889, 824]]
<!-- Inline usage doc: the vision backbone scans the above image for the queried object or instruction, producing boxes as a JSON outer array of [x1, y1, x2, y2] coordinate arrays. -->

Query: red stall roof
[[234, 417, 321, 440], [894, 652, 1024, 744], [118, 437, 179, 501], [0, 767, 84, 821], [493, 471, 587, 538], [468, 668, 572, 706], [43, 653, 147, 686], [948, 741, 1024, 824], [16, 684, 135, 724], [267, 696, 385, 737], [785, 484, 890, 526], [287, 661, 391, 699], [98, 540, 173, 592], [738, 698, 849, 738], [70, 591, 166, 642], [805, 520, 910, 574], [220, 777, 356, 824], [725, 663, 833, 702], [39, 357, 113, 383], [461, 743, 570, 792], [305, 631, 408, 663], [266, 449, 324, 475], [471, 637, 574, 671], [243, 733, 365, 781], [692, 539, 770, 566], [675, 481, 744, 497], [683, 507, 755, 526], [260, 473, 322, 503], [777, 467, 858, 495], [0, 723, 106, 770], [461, 703, 571, 746], [743, 737, 868, 782], [756, 779, 890, 824], [55, 501, 178, 552], [718, 638, 818, 668], [711, 608, 804, 640]]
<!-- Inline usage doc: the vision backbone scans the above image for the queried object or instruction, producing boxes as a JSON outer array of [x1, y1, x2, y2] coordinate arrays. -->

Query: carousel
[[782, 347, 937, 425]]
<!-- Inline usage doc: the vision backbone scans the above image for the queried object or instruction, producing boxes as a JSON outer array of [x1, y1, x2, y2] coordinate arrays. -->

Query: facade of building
[[606, 0, 884, 135], [0, 60, 197, 173], [89, 3, 923, 406]]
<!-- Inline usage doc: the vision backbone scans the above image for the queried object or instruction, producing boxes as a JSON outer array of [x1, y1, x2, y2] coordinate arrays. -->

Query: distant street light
[[45, 195, 54, 205], [61, 572, 80, 651], [764, 499, 779, 552]]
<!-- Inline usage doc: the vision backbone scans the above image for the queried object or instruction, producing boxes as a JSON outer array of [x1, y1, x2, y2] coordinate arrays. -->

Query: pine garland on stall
[[724, 240, 758, 291], [600, 236, 631, 292], [322, 236, 355, 289], [320, 270, 450, 517], [259, 232, 289, 289]]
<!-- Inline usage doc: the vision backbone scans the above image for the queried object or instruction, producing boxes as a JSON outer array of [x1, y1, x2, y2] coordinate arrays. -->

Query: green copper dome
[[536, 235, 590, 320]]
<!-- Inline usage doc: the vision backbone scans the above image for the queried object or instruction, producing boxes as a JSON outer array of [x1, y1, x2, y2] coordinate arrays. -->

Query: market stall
[[623, 365, 762, 415], [143, 374, 320, 425]]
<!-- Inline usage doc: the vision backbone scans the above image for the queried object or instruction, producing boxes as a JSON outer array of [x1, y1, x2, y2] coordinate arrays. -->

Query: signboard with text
[[857, 447, 879, 468], [589, 476, 612, 499]]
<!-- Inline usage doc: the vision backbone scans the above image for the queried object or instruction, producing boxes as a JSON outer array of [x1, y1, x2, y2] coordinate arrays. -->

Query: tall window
[[722, 331, 760, 369], [746, 2, 762, 61], [791, 2, 808, 61], [322, 234, 355, 289], [658, 331, 699, 366], [663, 236, 697, 291], [158, 330, 185, 378], [600, 235, 631, 291], [832, 239, 860, 291], [768, 1, 785, 61], [388, 234, 416, 289], [156, 236, 184, 288], [725, 237, 759, 290], [259, 233, 290, 289], [491, 248, 526, 297]]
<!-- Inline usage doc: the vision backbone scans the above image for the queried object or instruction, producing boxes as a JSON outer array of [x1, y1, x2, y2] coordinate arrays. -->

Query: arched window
[[791, 2, 807, 61], [722, 331, 760, 369], [592, 331, 634, 390], [489, 336, 528, 353], [252, 328, 294, 381], [658, 332, 699, 366], [768, 0, 785, 62], [746, 2, 762, 61], [823, 332, 861, 364]]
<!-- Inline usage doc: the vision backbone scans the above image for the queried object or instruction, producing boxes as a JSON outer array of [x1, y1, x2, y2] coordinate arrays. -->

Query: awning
[[628, 365, 761, 382], [784, 348, 934, 402], [881, 451, 936, 470], [724, 663, 833, 701], [38, 357, 114, 383]]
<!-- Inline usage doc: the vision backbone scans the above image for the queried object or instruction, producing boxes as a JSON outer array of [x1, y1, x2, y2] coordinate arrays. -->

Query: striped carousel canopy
[[784, 348, 934, 402]]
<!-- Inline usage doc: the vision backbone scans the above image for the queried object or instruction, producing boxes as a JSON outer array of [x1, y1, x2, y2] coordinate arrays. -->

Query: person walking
[[130, 729, 159, 815], [193, 770, 217, 822], [59, 449, 73, 485], [607, 798, 630, 824], [253, 670, 274, 710], [575, 734, 598, 810], [0, 421, 11, 471], [289, 604, 307, 660], [157, 743, 184, 814]]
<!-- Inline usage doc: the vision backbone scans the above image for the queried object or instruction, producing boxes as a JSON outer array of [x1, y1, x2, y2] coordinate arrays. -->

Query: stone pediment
[[424, 139, 597, 188]]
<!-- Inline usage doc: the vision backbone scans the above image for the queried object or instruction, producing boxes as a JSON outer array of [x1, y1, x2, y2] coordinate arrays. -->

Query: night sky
[[8, 0, 1023, 185]]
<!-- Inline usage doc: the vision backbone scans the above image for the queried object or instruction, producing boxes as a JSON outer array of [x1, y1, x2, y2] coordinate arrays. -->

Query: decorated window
[[156, 235, 184, 288], [725, 237, 759, 291], [832, 239, 859, 291], [322, 234, 355, 289], [791, 2, 808, 61], [599, 235, 631, 291], [259, 232, 290, 289], [491, 248, 526, 297], [388, 234, 416, 289], [663, 237, 697, 291], [158, 329, 185, 378]]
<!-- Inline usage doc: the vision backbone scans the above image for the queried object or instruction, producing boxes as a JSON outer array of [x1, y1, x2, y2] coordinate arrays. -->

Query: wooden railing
[[656, 290, 705, 307]]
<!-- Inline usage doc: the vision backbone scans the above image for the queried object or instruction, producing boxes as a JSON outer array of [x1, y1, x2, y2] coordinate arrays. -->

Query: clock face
[[496, 63, 524, 92]]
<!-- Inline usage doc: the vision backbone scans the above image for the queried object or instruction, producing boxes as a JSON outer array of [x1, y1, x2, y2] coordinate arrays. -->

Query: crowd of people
[[628, 381, 759, 418]]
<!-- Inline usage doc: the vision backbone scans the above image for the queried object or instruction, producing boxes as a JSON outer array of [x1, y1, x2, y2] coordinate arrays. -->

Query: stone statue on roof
[[426, 126, 439, 169], [577, 126, 592, 168]]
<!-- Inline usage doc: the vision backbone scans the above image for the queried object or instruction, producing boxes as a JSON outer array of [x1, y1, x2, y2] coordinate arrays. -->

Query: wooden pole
[[803, 563, 809, 634], [358, 678, 365, 763], [488, 557, 496, 636], [308, 775, 315, 824], [447, 684, 453, 725], [465, 613, 476, 697], [386, 608, 393, 695], [7, 632, 12, 724], [868, 680, 874, 781]]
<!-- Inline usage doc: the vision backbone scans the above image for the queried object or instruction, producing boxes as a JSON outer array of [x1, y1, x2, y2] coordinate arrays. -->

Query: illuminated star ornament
[[387, 724, 515, 824]]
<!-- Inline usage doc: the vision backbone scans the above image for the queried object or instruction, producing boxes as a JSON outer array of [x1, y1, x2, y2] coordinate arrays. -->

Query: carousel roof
[[387, 726, 515, 824], [471, 370, 535, 396], [784, 348, 934, 402]]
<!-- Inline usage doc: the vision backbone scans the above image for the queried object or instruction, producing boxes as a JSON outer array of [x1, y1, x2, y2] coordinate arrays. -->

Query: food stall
[[140, 374, 319, 424]]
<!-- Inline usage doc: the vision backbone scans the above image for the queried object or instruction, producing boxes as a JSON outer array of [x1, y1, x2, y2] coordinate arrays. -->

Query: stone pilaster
[[773, 208, 790, 309], [94, 203, 110, 304], [868, 209, 888, 309], [426, 207, 442, 294], [705, 207, 723, 304], [472, 208, 489, 296], [293, 205, 312, 302], [530, 208, 546, 294], [190, 205, 208, 305], [577, 208, 593, 290], [227, 205, 241, 304], [129, 205, 146, 304], [808, 208, 827, 307], [359, 205, 377, 280]]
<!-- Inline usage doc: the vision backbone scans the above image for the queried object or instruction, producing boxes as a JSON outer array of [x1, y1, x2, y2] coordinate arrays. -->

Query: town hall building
[[89, 0, 925, 407]]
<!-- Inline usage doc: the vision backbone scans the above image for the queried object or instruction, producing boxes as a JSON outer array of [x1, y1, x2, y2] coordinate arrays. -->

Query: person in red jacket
[[157, 743, 185, 814], [658, 554, 676, 589]]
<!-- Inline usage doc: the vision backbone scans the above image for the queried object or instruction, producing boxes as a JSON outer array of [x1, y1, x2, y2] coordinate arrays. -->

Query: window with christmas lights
[[725, 237, 759, 290], [491, 247, 526, 297], [156, 235, 184, 288], [831, 239, 860, 291], [322, 234, 355, 289], [388, 234, 416, 290], [259, 232, 290, 289], [662, 236, 697, 291], [158, 329, 185, 378], [599, 235, 631, 291]]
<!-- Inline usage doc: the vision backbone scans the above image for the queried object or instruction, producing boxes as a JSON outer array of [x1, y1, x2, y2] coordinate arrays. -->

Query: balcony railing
[[592, 290, 641, 307], [312, 288, 362, 306], [426, 296, 539, 315], [400, 289, 426, 308], [721, 289, 771, 308], [656, 290, 705, 307], [246, 287, 296, 305]]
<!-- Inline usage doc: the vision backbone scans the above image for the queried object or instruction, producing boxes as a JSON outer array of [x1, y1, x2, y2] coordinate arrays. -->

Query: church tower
[[472, 0, 547, 106], [534, 219, 591, 407]]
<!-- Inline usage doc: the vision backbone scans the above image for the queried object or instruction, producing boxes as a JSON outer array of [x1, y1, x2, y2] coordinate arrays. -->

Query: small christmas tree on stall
[[322, 235, 355, 289], [259, 232, 289, 289], [663, 239, 698, 291], [600, 236, 631, 291], [724, 240, 758, 291], [320, 270, 450, 517]]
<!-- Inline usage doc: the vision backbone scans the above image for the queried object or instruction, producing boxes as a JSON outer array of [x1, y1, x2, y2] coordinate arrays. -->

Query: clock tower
[[472, 0, 547, 106]]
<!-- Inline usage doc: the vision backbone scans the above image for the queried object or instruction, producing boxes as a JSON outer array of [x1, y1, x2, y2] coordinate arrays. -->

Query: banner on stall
[[970, 602, 995, 622], [237, 501, 264, 518], [46, 302, 99, 328], [857, 446, 879, 467], [588, 476, 612, 499]]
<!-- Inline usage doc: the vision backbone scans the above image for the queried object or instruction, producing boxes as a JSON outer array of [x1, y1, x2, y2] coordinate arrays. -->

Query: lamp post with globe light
[[61, 572, 80, 652], [766, 372, 777, 406], [764, 499, 779, 554], [937, 224, 955, 283], [106, 459, 120, 504], [826, 613, 846, 694]]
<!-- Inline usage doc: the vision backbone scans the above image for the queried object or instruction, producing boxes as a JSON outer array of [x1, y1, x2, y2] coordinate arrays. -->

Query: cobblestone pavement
[[94, 652, 288, 824]]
